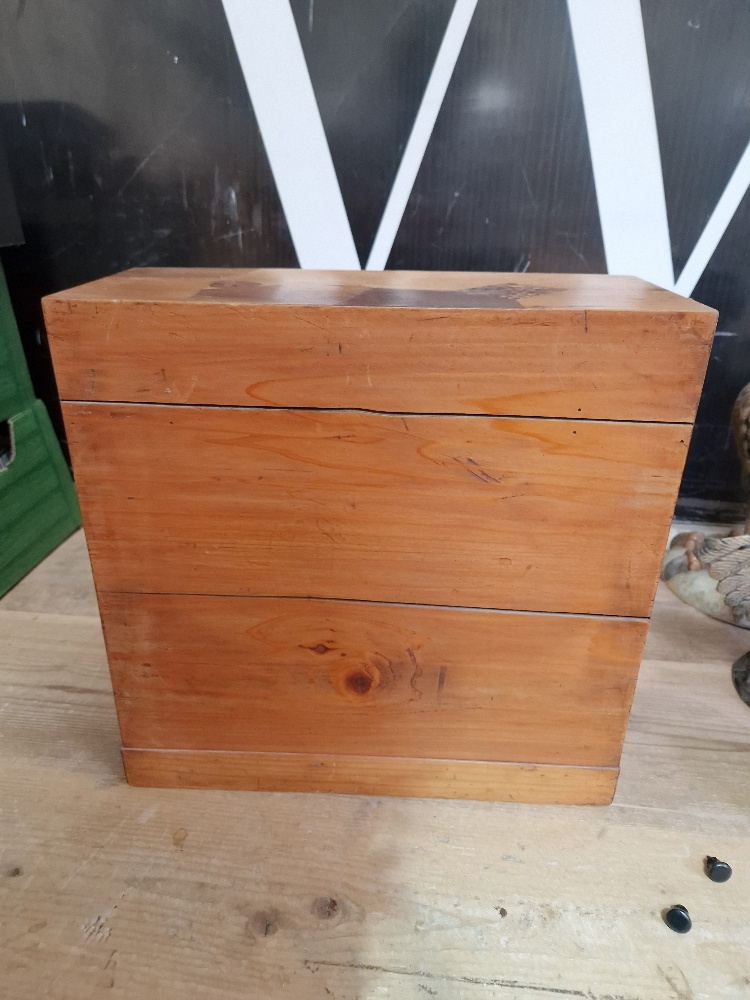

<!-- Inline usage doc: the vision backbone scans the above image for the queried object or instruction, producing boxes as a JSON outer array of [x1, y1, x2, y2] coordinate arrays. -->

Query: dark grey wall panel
[[643, 0, 750, 275], [389, 0, 605, 273], [680, 188, 750, 519], [290, 0, 454, 264], [0, 147, 22, 248], [0, 0, 296, 273], [643, 0, 750, 517]]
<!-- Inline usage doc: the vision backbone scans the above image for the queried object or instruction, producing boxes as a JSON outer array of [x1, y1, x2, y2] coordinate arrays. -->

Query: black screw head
[[705, 856, 732, 883], [663, 905, 692, 933]]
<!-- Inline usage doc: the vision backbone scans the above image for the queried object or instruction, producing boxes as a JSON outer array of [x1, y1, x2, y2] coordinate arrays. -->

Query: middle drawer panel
[[64, 403, 686, 616]]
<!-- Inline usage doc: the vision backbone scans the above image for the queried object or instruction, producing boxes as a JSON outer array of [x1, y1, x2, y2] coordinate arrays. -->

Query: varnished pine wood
[[121, 749, 618, 804], [43, 269, 716, 422], [42, 266, 717, 309], [64, 403, 687, 617], [102, 593, 645, 766], [41, 270, 715, 802]]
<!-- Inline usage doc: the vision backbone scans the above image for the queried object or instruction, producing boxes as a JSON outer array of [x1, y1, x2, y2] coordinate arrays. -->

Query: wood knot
[[345, 672, 373, 695], [301, 643, 332, 655], [312, 897, 339, 920], [249, 910, 279, 937], [333, 656, 391, 700]]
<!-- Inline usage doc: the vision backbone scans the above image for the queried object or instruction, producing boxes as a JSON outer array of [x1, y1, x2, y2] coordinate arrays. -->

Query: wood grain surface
[[64, 403, 687, 617], [42, 270, 713, 803], [102, 593, 645, 766], [44, 269, 716, 422], [43, 266, 717, 308], [122, 749, 618, 804], [2, 533, 750, 1000]]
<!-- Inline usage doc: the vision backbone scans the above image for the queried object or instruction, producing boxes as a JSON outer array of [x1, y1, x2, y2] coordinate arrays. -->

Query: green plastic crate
[[0, 264, 35, 422], [0, 399, 81, 596]]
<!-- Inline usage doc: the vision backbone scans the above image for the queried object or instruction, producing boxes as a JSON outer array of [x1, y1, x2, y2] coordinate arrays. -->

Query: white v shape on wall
[[222, 0, 750, 293]]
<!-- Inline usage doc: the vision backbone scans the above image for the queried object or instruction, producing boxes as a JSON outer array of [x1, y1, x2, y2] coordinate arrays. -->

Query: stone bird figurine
[[663, 532, 750, 626], [661, 382, 750, 705]]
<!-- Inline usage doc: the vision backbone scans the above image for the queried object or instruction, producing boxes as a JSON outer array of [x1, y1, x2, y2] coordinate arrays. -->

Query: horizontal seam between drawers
[[101, 589, 649, 623], [121, 747, 618, 771], [62, 399, 693, 427]]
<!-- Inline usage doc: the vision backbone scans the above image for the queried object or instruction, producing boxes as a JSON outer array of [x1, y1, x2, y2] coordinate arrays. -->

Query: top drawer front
[[43, 269, 716, 423]]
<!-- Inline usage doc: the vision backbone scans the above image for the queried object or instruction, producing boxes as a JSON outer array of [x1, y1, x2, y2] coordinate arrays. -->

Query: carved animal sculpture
[[661, 382, 750, 704]]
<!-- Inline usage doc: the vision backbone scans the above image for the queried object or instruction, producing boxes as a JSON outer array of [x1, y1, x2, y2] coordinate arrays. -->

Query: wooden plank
[[43, 269, 716, 422], [0, 529, 98, 617], [42, 266, 718, 309], [102, 593, 645, 766], [616, 582, 750, 822], [122, 749, 618, 804], [64, 403, 687, 617]]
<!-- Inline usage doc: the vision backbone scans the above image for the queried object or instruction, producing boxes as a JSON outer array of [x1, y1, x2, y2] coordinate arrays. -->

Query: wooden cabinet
[[43, 269, 716, 803]]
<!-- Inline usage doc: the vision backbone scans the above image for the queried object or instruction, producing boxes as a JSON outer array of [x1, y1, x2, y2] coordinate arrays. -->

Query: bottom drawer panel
[[123, 749, 618, 805], [102, 593, 645, 768]]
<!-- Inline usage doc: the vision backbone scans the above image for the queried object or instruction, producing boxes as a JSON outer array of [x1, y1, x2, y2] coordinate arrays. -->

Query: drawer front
[[102, 593, 646, 767], [65, 403, 686, 617], [46, 298, 713, 423]]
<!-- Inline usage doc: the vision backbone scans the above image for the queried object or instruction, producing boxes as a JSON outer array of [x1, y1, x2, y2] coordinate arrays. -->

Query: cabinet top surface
[[46, 267, 715, 314]]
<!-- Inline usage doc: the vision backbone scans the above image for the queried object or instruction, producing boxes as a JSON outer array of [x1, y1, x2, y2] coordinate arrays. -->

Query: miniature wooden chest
[[43, 269, 716, 803]]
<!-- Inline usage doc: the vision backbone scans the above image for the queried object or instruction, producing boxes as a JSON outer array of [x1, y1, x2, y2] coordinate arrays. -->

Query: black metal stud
[[731, 653, 750, 708], [663, 905, 692, 933], [705, 856, 732, 882]]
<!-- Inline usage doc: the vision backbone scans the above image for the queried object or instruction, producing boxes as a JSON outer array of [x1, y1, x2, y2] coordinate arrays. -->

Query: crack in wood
[[303, 959, 639, 999]]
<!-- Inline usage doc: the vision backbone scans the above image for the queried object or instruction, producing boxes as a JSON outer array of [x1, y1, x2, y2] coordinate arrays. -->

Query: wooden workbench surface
[[1, 530, 749, 999]]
